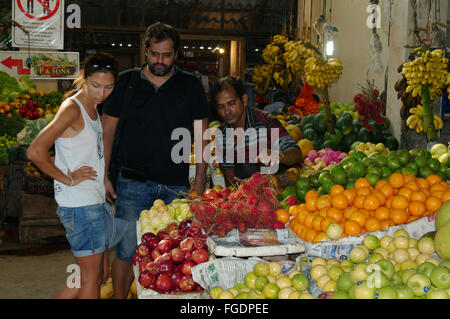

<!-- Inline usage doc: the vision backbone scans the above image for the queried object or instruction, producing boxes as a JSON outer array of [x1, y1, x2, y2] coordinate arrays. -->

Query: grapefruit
[[435, 200, 450, 230], [434, 219, 450, 260]]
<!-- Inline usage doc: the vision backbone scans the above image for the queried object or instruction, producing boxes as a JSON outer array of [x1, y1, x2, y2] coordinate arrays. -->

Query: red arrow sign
[[1, 56, 31, 75]]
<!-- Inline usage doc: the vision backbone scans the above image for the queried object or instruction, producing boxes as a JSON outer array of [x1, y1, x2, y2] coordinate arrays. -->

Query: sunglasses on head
[[86, 58, 116, 70]]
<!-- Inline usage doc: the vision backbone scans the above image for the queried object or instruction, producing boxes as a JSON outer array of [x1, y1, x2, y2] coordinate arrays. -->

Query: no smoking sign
[[16, 0, 60, 20]]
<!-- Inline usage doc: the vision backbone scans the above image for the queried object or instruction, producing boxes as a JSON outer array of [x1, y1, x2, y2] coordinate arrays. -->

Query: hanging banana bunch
[[402, 48, 449, 140], [304, 56, 343, 90], [406, 104, 443, 134]]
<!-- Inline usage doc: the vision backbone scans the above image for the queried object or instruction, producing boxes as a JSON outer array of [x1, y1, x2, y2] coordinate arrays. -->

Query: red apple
[[180, 237, 195, 253], [181, 260, 196, 276], [157, 239, 173, 254], [157, 259, 174, 276], [151, 248, 161, 261], [169, 230, 184, 246], [178, 219, 192, 231], [192, 249, 208, 264], [132, 254, 143, 266], [137, 243, 151, 257], [139, 256, 153, 272], [146, 237, 159, 250], [166, 222, 178, 233], [155, 274, 172, 292], [154, 252, 171, 264], [179, 275, 195, 292], [138, 271, 155, 288], [171, 271, 183, 288], [193, 238, 207, 250], [170, 248, 185, 264], [157, 229, 170, 241], [186, 227, 204, 239]]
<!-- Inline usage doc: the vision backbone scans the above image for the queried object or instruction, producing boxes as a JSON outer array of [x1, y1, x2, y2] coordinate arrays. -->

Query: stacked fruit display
[[134, 220, 208, 294], [311, 229, 450, 299], [190, 173, 283, 237], [304, 57, 343, 90], [3, 89, 62, 120], [324, 102, 359, 120], [209, 261, 313, 299], [289, 173, 447, 242], [348, 142, 390, 157], [300, 148, 347, 176], [139, 199, 193, 236], [430, 143, 450, 167]]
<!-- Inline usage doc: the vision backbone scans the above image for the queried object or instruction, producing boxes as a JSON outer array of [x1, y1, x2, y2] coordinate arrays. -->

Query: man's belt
[[120, 167, 148, 183]]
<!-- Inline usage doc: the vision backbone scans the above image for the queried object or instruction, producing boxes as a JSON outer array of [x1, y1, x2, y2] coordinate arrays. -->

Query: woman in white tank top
[[27, 52, 119, 299]]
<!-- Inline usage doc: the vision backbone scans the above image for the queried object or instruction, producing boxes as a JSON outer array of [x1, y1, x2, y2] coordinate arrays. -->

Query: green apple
[[426, 257, 441, 266], [380, 236, 393, 249], [402, 269, 417, 285], [393, 229, 409, 238], [337, 272, 353, 293], [390, 272, 402, 286], [350, 247, 368, 264], [278, 287, 295, 299], [417, 262, 436, 277], [354, 281, 376, 299], [267, 274, 277, 283], [298, 292, 315, 299], [418, 237, 435, 254], [350, 263, 369, 283], [340, 259, 354, 267], [440, 260, 450, 270], [408, 238, 418, 249], [407, 247, 420, 261], [255, 276, 269, 291], [394, 285, 415, 299], [310, 264, 328, 282], [415, 253, 431, 265], [288, 270, 300, 279], [357, 245, 370, 256], [311, 257, 327, 267], [276, 275, 292, 289], [426, 288, 449, 299], [330, 291, 349, 299], [373, 247, 389, 259], [233, 283, 246, 291], [393, 236, 409, 249], [254, 261, 270, 276], [268, 261, 282, 277], [322, 280, 337, 292], [317, 275, 331, 289], [368, 253, 384, 264], [262, 283, 280, 299], [228, 288, 238, 297], [348, 284, 356, 299], [363, 234, 380, 250], [375, 286, 398, 299], [342, 266, 354, 273], [430, 266, 450, 289], [248, 289, 265, 299], [235, 292, 249, 299], [393, 248, 410, 264], [209, 286, 223, 299], [291, 273, 309, 291], [218, 290, 234, 299], [400, 260, 418, 271], [407, 273, 431, 297], [387, 241, 397, 253], [327, 258, 340, 266], [367, 269, 390, 289], [328, 265, 344, 281], [244, 272, 257, 289], [375, 259, 395, 279], [288, 290, 301, 299]]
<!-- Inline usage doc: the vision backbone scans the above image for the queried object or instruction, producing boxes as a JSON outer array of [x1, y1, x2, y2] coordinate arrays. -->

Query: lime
[[368, 151, 381, 158], [373, 155, 387, 167], [322, 181, 336, 194], [367, 166, 383, 177], [401, 167, 417, 176], [296, 188, 308, 203], [435, 171, 446, 181], [445, 168, 450, 180], [317, 186, 326, 196], [381, 167, 392, 179], [345, 181, 355, 189], [428, 158, 441, 171], [281, 185, 297, 199], [349, 162, 366, 178], [361, 157, 375, 167], [296, 177, 310, 191], [421, 150, 432, 160], [352, 151, 367, 161], [318, 171, 333, 186], [406, 161, 419, 170], [409, 149, 421, 157], [396, 150, 411, 166], [419, 167, 434, 178], [366, 174, 380, 187], [387, 152, 397, 161], [414, 156, 428, 168], [387, 159, 401, 170], [308, 173, 320, 189], [330, 166, 348, 185], [340, 156, 358, 166]]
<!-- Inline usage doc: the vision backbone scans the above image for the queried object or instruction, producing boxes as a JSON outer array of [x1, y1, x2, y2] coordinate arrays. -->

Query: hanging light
[[326, 40, 334, 57]]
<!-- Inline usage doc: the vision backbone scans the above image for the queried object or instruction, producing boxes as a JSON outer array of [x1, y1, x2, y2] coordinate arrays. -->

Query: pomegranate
[[155, 274, 172, 292], [170, 247, 185, 264], [192, 249, 208, 264], [179, 275, 195, 292]]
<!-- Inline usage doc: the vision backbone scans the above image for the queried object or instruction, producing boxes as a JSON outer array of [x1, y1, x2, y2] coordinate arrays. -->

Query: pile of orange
[[288, 173, 448, 243]]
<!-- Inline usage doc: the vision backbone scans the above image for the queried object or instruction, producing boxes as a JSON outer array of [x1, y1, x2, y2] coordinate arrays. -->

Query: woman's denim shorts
[[56, 203, 108, 258]]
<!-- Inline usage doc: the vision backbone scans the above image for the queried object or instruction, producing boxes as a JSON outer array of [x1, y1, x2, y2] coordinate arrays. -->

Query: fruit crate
[[133, 221, 211, 299], [206, 228, 305, 258]]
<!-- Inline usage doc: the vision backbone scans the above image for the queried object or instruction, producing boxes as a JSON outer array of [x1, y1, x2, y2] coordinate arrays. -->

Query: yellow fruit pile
[[304, 57, 343, 90], [284, 41, 318, 76], [402, 49, 448, 100]]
